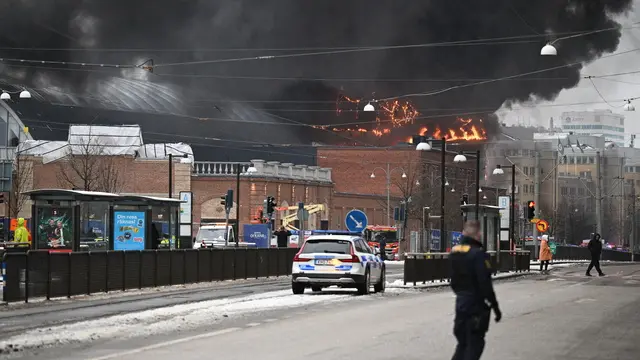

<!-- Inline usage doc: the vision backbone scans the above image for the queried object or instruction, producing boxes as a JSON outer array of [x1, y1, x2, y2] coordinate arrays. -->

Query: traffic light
[[266, 196, 277, 216], [221, 190, 233, 213], [527, 201, 536, 220]]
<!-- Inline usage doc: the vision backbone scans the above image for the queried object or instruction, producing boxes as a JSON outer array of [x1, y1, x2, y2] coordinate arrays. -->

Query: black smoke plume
[[0, 0, 634, 150]]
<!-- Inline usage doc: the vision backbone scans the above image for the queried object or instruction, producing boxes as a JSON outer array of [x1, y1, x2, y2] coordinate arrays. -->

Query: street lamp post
[[453, 150, 482, 220], [416, 137, 447, 252], [493, 164, 517, 249], [236, 163, 258, 246], [370, 164, 407, 226], [168, 153, 190, 198]]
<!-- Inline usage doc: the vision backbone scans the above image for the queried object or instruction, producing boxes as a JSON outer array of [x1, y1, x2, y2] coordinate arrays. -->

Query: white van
[[193, 225, 235, 249]]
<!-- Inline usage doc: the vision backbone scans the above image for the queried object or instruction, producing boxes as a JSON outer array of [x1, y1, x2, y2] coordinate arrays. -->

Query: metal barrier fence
[[2, 248, 298, 303], [403, 251, 530, 286], [525, 246, 640, 262]]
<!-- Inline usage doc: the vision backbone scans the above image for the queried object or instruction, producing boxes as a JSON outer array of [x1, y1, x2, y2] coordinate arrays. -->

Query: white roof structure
[[17, 125, 193, 164]]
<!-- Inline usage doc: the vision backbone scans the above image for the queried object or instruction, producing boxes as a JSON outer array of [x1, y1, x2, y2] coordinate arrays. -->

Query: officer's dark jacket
[[449, 236, 498, 314]]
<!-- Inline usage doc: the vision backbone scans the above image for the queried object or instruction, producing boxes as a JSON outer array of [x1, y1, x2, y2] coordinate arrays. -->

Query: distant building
[[559, 110, 625, 147]]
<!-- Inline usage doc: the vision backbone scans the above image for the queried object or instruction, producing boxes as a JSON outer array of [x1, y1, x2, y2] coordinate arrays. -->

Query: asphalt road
[[0, 262, 405, 338], [9, 263, 640, 360]]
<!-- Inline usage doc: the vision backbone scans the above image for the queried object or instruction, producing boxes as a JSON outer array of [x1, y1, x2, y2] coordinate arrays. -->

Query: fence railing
[[2, 248, 298, 303], [403, 251, 530, 286], [525, 246, 640, 262]]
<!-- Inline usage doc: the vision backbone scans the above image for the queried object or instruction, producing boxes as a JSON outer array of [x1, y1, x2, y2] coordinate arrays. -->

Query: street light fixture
[[493, 164, 505, 175], [540, 43, 558, 56], [416, 136, 447, 252], [0, 89, 32, 100], [363, 102, 375, 112], [624, 100, 635, 112], [453, 153, 467, 163]]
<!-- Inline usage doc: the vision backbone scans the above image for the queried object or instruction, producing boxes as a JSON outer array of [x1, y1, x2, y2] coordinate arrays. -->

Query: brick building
[[318, 145, 493, 253], [11, 124, 501, 245]]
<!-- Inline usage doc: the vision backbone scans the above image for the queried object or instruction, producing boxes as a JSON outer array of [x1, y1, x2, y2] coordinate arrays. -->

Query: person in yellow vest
[[14, 218, 30, 247]]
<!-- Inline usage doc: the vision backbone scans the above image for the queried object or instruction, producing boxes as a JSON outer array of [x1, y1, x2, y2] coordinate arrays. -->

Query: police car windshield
[[197, 229, 226, 241], [301, 239, 351, 254]]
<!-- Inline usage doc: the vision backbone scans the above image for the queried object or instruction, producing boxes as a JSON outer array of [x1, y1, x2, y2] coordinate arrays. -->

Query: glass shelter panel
[[79, 201, 110, 251]]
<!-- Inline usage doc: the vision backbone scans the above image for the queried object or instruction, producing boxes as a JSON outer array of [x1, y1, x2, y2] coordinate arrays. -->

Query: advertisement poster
[[243, 224, 269, 248], [37, 207, 73, 250], [114, 211, 146, 251]]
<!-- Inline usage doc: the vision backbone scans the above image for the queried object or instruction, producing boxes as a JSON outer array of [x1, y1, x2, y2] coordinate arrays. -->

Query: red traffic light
[[528, 201, 535, 208]]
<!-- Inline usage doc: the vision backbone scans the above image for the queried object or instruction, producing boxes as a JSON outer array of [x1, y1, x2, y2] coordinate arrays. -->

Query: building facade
[[559, 110, 625, 147]]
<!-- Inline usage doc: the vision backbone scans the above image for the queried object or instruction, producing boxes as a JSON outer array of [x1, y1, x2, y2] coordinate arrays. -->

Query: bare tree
[[9, 153, 33, 218], [57, 129, 123, 192]]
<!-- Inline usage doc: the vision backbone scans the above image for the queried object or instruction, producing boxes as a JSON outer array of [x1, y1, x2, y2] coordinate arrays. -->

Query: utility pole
[[533, 151, 540, 259], [632, 186, 636, 262], [595, 151, 602, 235]]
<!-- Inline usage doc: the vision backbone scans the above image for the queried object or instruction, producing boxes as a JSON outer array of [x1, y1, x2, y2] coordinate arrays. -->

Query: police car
[[291, 235, 386, 295]]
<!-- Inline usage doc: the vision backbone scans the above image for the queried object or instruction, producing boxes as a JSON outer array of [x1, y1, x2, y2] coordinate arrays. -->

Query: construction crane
[[277, 204, 326, 231]]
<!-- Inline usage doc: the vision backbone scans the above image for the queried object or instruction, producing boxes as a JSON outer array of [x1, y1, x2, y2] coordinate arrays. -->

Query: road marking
[[246, 322, 261, 327], [264, 318, 278, 323], [87, 327, 240, 360]]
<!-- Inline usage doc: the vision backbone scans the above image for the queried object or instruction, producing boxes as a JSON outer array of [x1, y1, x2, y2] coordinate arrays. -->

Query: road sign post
[[345, 209, 368, 233]]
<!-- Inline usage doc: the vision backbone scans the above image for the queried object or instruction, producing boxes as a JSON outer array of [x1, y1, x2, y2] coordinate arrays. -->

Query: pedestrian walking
[[586, 233, 605, 277], [273, 226, 292, 248], [539, 235, 552, 274], [377, 234, 387, 261], [450, 220, 502, 360]]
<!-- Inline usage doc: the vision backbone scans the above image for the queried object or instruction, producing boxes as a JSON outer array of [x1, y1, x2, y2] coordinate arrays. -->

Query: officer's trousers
[[452, 309, 490, 360]]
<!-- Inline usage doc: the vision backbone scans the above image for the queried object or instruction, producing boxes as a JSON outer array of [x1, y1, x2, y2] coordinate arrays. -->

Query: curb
[[387, 271, 532, 289]]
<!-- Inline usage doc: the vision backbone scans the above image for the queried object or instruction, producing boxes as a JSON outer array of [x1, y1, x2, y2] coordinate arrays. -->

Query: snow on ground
[[386, 271, 525, 289], [0, 289, 353, 351]]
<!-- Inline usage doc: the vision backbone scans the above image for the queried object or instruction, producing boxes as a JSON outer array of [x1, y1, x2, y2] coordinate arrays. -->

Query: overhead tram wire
[[1, 26, 635, 53], [377, 47, 640, 101], [2, 24, 640, 70]]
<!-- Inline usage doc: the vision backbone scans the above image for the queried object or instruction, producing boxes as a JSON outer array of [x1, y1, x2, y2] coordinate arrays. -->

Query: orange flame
[[333, 93, 487, 142], [417, 118, 487, 142]]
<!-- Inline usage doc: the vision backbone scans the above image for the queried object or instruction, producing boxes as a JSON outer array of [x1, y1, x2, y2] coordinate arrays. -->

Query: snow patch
[[387, 272, 523, 289], [0, 290, 351, 351]]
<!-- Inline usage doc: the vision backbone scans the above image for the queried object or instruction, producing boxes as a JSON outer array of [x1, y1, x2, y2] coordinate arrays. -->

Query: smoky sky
[[0, 0, 634, 145]]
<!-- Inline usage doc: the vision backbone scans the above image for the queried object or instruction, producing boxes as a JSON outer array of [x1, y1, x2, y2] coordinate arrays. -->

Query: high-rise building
[[559, 110, 625, 147]]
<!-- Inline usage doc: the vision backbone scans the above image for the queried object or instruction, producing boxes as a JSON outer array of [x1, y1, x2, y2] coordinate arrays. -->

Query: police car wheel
[[356, 268, 371, 295], [374, 268, 385, 293], [292, 282, 305, 295], [311, 286, 322, 292]]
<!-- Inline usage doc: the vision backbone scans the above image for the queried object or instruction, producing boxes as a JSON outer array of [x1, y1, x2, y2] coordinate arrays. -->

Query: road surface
[[0, 262, 404, 339], [4, 263, 639, 359]]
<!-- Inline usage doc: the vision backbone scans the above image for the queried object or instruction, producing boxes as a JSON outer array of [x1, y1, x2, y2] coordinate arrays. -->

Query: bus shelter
[[461, 204, 501, 252], [24, 189, 182, 252]]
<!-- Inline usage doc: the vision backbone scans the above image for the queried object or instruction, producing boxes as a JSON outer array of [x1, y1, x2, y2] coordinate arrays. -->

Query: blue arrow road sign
[[345, 209, 368, 232]]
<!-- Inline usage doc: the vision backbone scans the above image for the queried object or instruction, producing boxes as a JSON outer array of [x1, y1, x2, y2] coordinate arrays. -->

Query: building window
[[561, 187, 568, 195]]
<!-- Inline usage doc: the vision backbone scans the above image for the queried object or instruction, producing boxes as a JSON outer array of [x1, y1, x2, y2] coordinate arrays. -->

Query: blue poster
[[243, 224, 270, 248], [451, 231, 463, 246], [114, 211, 146, 251], [431, 229, 441, 251]]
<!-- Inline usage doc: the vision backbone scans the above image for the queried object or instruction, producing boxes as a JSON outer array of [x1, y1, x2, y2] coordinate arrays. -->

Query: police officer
[[449, 220, 502, 360], [377, 234, 387, 261]]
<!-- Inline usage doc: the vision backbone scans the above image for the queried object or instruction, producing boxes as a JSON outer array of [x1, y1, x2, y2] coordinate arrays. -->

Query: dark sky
[[0, 0, 634, 145]]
